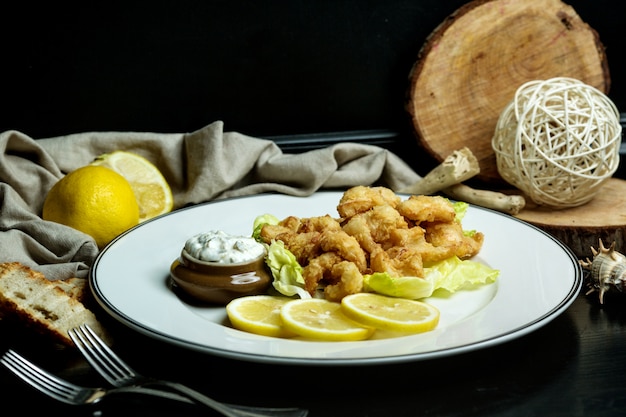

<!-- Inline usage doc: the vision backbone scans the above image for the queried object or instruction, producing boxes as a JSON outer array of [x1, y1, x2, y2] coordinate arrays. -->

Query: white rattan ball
[[492, 77, 622, 208]]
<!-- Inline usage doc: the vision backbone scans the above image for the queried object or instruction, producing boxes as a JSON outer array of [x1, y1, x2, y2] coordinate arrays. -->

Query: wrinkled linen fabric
[[0, 121, 421, 280]]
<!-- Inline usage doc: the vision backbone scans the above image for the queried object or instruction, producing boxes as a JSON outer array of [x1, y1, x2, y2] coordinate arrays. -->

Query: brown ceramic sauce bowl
[[170, 249, 272, 305]]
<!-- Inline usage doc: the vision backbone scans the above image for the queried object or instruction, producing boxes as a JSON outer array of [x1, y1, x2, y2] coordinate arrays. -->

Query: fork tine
[[69, 324, 137, 385], [1, 350, 201, 407], [1, 350, 80, 404], [81, 324, 138, 378], [68, 326, 120, 385], [2, 350, 76, 393], [68, 327, 309, 417]]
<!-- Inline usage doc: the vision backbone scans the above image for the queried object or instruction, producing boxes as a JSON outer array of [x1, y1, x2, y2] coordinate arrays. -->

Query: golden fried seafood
[[298, 215, 342, 233], [260, 215, 340, 241], [259, 224, 292, 243], [386, 227, 454, 265], [424, 221, 484, 260], [319, 230, 367, 272], [396, 195, 456, 223], [258, 215, 301, 242], [302, 252, 345, 294], [272, 230, 323, 265], [370, 246, 424, 277], [278, 215, 302, 231], [260, 224, 366, 272], [302, 255, 364, 302], [323, 261, 364, 302], [337, 186, 401, 218], [260, 186, 484, 301], [341, 205, 408, 253]]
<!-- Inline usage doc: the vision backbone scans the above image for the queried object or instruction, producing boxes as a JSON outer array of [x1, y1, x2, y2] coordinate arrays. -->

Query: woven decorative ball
[[492, 77, 622, 208]]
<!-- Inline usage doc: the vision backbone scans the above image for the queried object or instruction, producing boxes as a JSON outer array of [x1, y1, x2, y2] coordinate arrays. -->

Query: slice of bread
[[0, 262, 109, 346], [52, 276, 89, 303]]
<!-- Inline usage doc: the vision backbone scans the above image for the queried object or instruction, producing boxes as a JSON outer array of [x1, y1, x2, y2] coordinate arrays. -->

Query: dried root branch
[[399, 147, 479, 195], [443, 184, 526, 215], [398, 147, 525, 214]]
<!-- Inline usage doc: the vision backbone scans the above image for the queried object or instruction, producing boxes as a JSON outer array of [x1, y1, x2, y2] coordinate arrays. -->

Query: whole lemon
[[42, 165, 140, 248]]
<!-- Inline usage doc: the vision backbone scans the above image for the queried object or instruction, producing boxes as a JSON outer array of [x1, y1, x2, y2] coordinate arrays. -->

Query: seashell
[[579, 239, 626, 304]]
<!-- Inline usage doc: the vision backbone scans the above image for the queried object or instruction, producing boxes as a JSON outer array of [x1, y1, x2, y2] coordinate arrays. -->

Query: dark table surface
[[1, 286, 625, 417]]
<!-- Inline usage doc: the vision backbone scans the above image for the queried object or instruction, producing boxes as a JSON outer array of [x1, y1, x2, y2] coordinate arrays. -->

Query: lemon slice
[[90, 151, 174, 222], [341, 293, 440, 333], [280, 298, 374, 341], [226, 295, 294, 338]]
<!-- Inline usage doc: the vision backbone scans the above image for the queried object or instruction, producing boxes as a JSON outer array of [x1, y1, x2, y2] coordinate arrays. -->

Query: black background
[[1, 0, 624, 142]]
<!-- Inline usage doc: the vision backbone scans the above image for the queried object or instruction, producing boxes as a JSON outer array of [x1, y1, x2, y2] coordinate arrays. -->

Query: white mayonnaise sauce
[[184, 230, 265, 263]]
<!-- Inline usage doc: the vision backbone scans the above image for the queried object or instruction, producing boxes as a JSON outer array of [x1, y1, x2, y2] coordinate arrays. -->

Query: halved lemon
[[341, 293, 440, 333], [226, 295, 294, 338], [90, 151, 174, 222], [279, 298, 374, 341]]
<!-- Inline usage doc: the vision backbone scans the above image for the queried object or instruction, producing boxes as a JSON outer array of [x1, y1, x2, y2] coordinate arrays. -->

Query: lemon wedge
[[226, 295, 295, 338], [90, 151, 173, 222], [280, 298, 374, 341], [341, 293, 440, 334]]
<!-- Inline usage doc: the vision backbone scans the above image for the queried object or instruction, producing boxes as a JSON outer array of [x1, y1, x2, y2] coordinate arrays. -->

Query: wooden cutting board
[[513, 178, 626, 259], [406, 0, 610, 185]]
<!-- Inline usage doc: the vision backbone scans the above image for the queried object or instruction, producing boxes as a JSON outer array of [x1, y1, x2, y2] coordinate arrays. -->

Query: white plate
[[90, 192, 582, 366]]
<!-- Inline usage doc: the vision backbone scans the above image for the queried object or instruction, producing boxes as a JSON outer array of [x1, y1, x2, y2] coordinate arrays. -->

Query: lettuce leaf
[[363, 272, 435, 299], [363, 256, 498, 299], [452, 201, 469, 221], [252, 214, 309, 298], [265, 240, 310, 299], [427, 256, 499, 293], [452, 201, 479, 237], [252, 214, 280, 241]]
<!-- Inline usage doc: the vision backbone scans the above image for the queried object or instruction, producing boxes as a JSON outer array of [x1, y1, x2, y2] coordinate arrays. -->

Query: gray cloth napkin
[[0, 121, 421, 280]]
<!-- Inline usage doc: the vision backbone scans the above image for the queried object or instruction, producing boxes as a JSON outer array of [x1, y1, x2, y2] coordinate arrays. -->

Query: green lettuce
[[427, 256, 499, 293], [265, 240, 310, 298], [363, 272, 435, 299], [452, 200, 469, 221], [452, 201, 479, 237], [363, 256, 499, 299], [252, 214, 310, 298], [252, 214, 280, 241]]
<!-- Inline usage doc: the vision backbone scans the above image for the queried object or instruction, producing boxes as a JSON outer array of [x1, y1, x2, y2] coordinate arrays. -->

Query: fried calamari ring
[[303, 252, 344, 294], [324, 261, 364, 302]]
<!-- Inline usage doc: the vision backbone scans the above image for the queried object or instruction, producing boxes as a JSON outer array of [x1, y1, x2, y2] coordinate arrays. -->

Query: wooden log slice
[[513, 178, 626, 259], [406, 0, 610, 185]]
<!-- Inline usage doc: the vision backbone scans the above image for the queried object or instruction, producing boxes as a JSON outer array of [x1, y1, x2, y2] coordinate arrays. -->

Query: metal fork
[[68, 324, 308, 417], [0, 349, 204, 406]]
